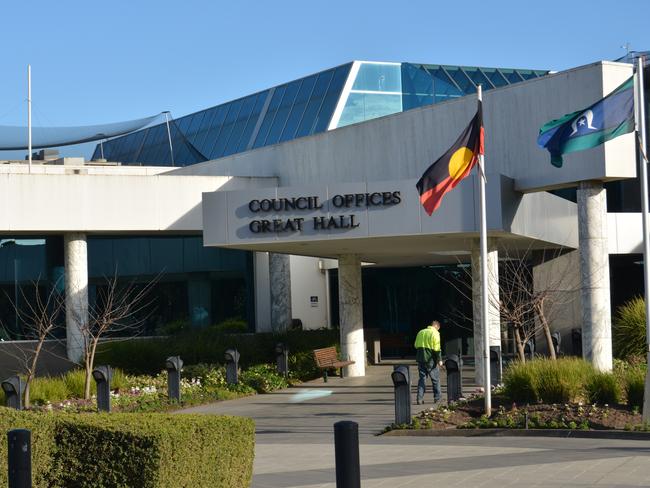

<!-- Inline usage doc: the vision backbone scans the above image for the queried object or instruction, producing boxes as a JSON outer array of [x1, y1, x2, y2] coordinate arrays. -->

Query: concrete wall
[[533, 250, 582, 355], [254, 252, 272, 332], [0, 173, 276, 233], [173, 62, 634, 193], [289, 255, 328, 330]]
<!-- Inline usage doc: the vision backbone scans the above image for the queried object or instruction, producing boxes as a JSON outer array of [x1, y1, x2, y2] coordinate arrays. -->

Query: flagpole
[[28, 65, 32, 174], [477, 84, 491, 416], [635, 56, 650, 422]]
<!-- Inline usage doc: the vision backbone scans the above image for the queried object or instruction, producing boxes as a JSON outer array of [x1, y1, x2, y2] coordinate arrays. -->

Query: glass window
[[401, 63, 434, 110], [253, 86, 286, 148], [516, 69, 538, 80], [352, 63, 401, 92], [422, 66, 464, 103], [185, 112, 206, 139], [443, 66, 476, 94], [337, 92, 402, 128], [176, 115, 193, 134], [279, 75, 317, 142], [264, 80, 301, 146], [295, 69, 334, 137], [237, 91, 269, 152], [223, 95, 257, 157], [314, 64, 351, 132], [209, 100, 243, 159], [463, 67, 494, 90], [482, 68, 508, 88], [193, 106, 225, 154], [500, 68, 524, 84]]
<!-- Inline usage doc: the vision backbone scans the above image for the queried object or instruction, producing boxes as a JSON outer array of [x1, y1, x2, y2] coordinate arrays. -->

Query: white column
[[471, 242, 500, 386], [338, 254, 365, 377], [64, 233, 88, 363], [269, 253, 292, 332], [577, 181, 613, 371]]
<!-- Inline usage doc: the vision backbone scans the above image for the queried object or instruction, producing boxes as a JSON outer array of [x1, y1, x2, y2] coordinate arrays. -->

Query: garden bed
[[388, 394, 647, 433]]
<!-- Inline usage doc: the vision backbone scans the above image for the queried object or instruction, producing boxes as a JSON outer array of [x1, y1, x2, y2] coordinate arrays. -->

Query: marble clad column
[[64, 233, 88, 363], [338, 254, 365, 377], [471, 241, 501, 387], [577, 181, 613, 371], [269, 253, 292, 332]]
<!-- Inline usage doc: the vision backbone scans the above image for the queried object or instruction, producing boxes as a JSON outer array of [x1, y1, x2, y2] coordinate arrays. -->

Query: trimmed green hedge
[[0, 408, 254, 488], [96, 329, 338, 376], [0, 409, 58, 487]]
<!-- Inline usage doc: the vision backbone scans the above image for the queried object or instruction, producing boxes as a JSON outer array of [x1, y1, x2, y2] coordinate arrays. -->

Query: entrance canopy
[[202, 174, 578, 266]]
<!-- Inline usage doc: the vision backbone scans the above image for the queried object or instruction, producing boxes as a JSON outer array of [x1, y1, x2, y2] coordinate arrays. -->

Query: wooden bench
[[313, 347, 355, 381]]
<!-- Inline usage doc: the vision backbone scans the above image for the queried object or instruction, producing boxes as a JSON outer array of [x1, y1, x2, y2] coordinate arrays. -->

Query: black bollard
[[524, 340, 535, 361], [2, 376, 24, 410], [92, 365, 112, 412], [275, 343, 289, 378], [8, 429, 31, 488], [165, 356, 183, 402], [444, 354, 463, 402], [489, 346, 502, 387], [551, 331, 561, 356], [390, 365, 411, 425], [333, 421, 360, 488], [224, 349, 240, 385]]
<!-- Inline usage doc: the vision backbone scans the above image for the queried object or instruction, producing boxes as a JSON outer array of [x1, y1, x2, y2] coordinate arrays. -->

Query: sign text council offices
[[247, 190, 402, 234]]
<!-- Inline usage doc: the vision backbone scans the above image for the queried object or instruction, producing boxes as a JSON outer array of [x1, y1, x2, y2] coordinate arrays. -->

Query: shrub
[[0, 409, 255, 488], [613, 297, 646, 359], [55, 413, 254, 488], [29, 376, 70, 404], [239, 364, 289, 393], [96, 329, 337, 377], [503, 361, 538, 403], [0, 408, 58, 487], [210, 317, 248, 334], [625, 368, 645, 408], [586, 371, 621, 405], [504, 358, 594, 404]]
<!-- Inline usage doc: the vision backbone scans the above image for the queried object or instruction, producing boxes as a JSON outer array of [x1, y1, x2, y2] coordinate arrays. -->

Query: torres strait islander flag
[[416, 102, 484, 215]]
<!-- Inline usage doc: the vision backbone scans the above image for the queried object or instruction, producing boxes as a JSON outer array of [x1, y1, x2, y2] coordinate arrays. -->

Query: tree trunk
[[536, 302, 556, 360], [23, 377, 31, 409], [514, 327, 526, 363], [84, 339, 100, 400]]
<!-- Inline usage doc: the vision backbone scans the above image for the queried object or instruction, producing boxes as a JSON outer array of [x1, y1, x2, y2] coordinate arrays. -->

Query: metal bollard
[[390, 365, 411, 425], [275, 343, 289, 378], [8, 429, 31, 488], [224, 348, 240, 385], [444, 354, 463, 402], [92, 365, 112, 412], [165, 356, 183, 402], [489, 346, 502, 387], [2, 376, 24, 410], [333, 421, 360, 488]]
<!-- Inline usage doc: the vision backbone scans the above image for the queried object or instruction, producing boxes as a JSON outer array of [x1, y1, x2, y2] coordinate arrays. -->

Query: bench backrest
[[313, 347, 339, 367]]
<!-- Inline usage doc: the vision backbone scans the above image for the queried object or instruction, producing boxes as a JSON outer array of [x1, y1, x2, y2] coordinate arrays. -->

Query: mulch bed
[[407, 394, 644, 431]]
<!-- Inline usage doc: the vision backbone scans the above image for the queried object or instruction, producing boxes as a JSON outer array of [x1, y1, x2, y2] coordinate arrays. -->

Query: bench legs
[[340, 367, 344, 379], [323, 370, 328, 382]]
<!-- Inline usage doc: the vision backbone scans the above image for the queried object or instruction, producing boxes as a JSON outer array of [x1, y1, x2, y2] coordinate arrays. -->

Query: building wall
[[289, 255, 328, 330], [533, 250, 582, 355]]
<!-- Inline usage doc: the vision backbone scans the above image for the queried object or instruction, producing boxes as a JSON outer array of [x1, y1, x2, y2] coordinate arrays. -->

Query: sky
[[0, 0, 648, 159]]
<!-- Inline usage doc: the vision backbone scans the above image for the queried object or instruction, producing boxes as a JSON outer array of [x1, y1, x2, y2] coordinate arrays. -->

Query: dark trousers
[[417, 360, 441, 402]]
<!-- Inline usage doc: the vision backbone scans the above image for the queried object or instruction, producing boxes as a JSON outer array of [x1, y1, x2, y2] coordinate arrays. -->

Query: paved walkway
[[180, 364, 650, 487]]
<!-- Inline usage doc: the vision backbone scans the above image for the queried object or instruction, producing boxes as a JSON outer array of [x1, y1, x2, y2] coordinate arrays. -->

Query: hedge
[[96, 329, 338, 375], [0, 408, 254, 488], [0, 409, 58, 487]]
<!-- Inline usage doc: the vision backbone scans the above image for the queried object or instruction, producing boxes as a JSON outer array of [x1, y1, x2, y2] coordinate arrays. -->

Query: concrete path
[[180, 364, 650, 487]]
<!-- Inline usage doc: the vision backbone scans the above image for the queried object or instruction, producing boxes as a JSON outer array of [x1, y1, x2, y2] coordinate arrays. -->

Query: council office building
[[1, 56, 648, 382]]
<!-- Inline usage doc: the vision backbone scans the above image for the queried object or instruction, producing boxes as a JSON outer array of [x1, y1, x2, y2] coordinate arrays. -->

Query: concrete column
[[471, 242, 501, 387], [269, 253, 292, 332], [64, 233, 88, 363], [577, 181, 613, 371], [338, 254, 365, 377]]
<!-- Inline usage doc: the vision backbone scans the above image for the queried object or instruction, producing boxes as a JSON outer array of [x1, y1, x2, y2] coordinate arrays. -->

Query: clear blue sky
[[0, 0, 647, 159]]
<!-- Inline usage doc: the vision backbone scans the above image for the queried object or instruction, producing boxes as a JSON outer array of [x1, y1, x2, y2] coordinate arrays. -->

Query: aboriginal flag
[[416, 102, 484, 215]]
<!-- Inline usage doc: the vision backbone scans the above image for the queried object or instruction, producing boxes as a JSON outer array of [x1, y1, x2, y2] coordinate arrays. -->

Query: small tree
[[1, 279, 65, 408], [80, 274, 158, 399]]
